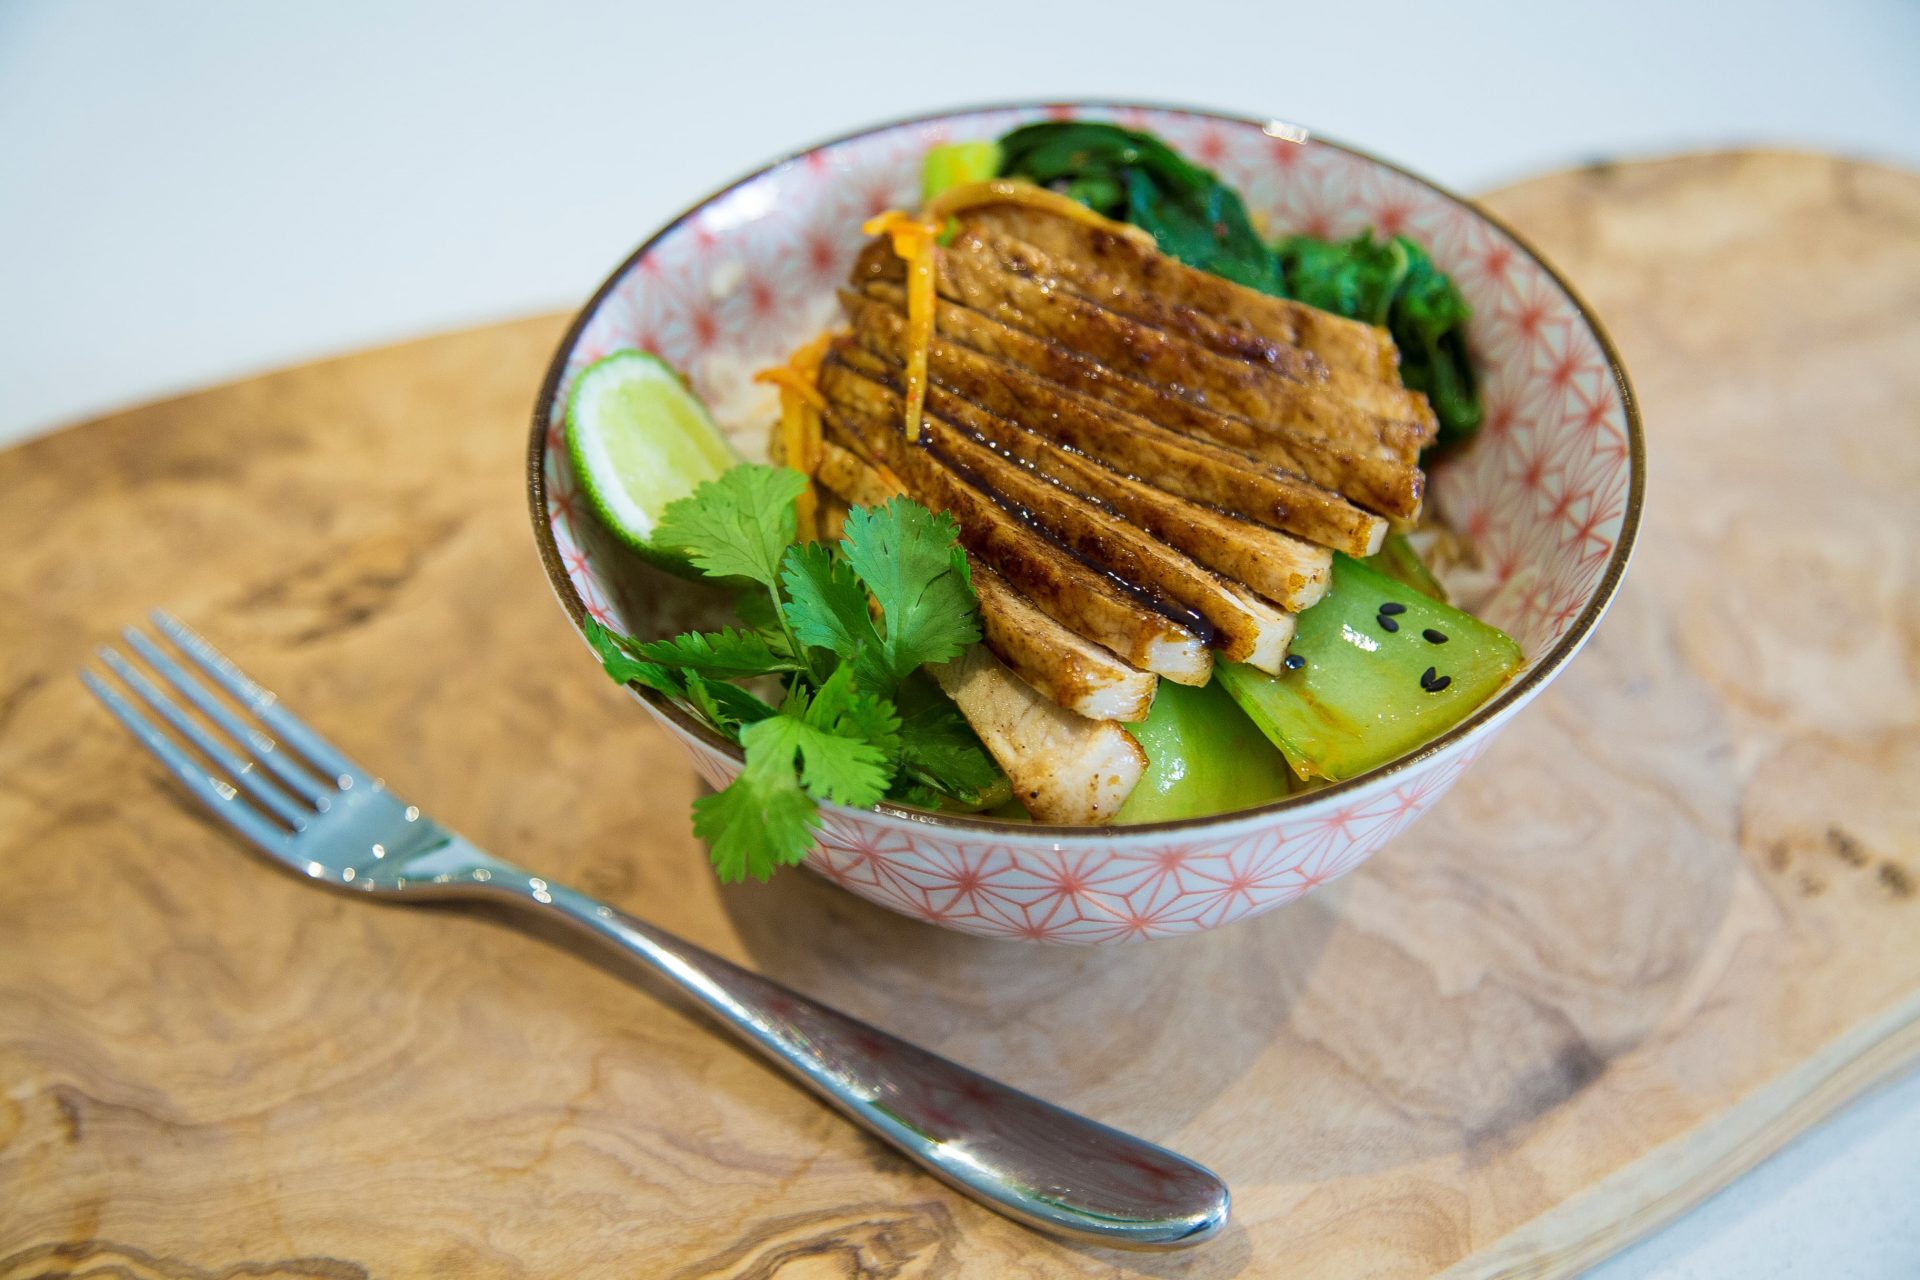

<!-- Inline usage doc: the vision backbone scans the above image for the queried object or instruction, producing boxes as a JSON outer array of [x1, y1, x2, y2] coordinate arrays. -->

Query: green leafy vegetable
[[836, 499, 979, 686], [1388, 237, 1482, 445], [889, 677, 1006, 808], [779, 540, 889, 690], [1275, 232, 1409, 326], [998, 122, 1280, 292], [986, 121, 1485, 448], [652, 464, 807, 587], [589, 465, 1006, 881], [631, 627, 804, 678]]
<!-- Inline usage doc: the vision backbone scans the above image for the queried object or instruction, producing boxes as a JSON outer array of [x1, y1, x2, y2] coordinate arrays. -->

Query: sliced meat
[[928, 644, 1146, 825], [812, 440, 1158, 720], [842, 291, 1387, 557], [970, 563, 1159, 721], [833, 341, 1330, 612], [822, 381, 1214, 685], [895, 231, 1424, 518], [814, 438, 900, 508], [822, 353, 1293, 669], [851, 278, 1417, 520], [958, 202, 1405, 386], [855, 235, 1431, 454]]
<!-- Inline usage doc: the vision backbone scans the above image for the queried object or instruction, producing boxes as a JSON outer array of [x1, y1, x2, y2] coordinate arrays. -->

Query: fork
[[81, 613, 1230, 1250]]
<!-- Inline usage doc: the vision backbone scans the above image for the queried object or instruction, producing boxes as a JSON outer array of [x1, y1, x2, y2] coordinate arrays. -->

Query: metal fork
[[81, 613, 1229, 1250]]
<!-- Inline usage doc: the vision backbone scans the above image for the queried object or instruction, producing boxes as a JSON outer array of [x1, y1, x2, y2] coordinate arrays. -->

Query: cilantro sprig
[[585, 463, 1002, 882]]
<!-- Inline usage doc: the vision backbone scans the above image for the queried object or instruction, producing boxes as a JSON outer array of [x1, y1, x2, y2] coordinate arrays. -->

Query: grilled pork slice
[[929, 644, 1146, 825], [832, 343, 1331, 610], [812, 440, 1158, 720], [842, 291, 1387, 557], [856, 276, 1420, 517], [822, 388, 1213, 685], [926, 232, 1424, 518], [969, 563, 1159, 721], [855, 235, 1430, 455], [813, 438, 900, 508], [822, 355, 1293, 670], [958, 203, 1405, 387]]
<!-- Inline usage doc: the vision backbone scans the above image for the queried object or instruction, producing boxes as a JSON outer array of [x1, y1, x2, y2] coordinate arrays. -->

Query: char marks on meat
[[820, 193, 1433, 723]]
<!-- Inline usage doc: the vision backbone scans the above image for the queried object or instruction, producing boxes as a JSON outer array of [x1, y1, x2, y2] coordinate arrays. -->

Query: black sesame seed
[[1423, 628, 1449, 644], [1426, 674, 1452, 693], [1420, 665, 1439, 688], [1377, 614, 1400, 633], [1284, 653, 1306, 670], [1379, 601, 1407, 616]]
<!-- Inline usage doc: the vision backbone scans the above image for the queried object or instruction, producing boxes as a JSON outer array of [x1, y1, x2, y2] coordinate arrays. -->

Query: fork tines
[[82, 613, 356, 852]]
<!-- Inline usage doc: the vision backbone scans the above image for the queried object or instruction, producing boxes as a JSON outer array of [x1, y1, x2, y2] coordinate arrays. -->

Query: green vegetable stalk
[[1215, 555, 1521, 782]]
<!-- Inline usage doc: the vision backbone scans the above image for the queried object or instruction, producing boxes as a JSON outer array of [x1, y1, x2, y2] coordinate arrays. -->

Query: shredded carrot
[[862, 210, 938, 443], [753, 331, 837, 542], [923, 178, 1157, 248]]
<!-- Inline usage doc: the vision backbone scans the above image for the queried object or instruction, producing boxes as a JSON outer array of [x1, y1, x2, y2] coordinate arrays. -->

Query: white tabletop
[[5, 1, 1917, 1273]]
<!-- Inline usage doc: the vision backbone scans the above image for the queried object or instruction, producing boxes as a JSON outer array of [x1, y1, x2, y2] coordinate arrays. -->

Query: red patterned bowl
[[528, 102, 1643, 944]]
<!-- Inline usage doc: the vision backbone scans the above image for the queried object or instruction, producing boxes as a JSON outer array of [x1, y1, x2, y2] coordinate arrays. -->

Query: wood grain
[[2, 151, 1916, 1278]]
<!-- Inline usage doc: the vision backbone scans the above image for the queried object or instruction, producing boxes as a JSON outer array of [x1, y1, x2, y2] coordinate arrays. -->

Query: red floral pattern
[[536, 106, 1633, 943]]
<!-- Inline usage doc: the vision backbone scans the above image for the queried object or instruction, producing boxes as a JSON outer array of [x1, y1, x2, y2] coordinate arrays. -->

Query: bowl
[[527, 102, 1643, 943]]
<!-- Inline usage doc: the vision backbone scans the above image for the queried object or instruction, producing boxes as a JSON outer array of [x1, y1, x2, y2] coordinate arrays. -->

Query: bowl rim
[[527, 98, 1646, 839]]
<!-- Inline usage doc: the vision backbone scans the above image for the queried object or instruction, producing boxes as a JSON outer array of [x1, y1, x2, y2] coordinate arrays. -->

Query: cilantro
[[891, 693, 1002, 805], [691, 665, 893, 882], [586, 465, 1007, 882], [836, 499, 979, 687], [779, 541, 890, 692], [652, 464, 806, 587], [632, 627, 801, 678]]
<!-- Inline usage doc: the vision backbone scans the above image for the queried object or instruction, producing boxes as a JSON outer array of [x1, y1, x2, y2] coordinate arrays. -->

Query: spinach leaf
[[1387, 236, 1481, 445], [1275, 232, 1409, 326], [991, 121, 1484, 448], [1275, 229, 1481, 445], [999, 122, 1280, 293]]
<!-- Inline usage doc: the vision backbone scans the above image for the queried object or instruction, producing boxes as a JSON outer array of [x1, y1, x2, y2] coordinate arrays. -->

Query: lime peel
[[564, 351, 739, 561]]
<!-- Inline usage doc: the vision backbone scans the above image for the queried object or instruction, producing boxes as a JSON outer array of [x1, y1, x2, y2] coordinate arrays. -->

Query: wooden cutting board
[[2, 151, 1915, 1279]]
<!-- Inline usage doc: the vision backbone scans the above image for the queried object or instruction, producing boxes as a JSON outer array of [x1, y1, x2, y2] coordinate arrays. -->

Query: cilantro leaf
[[839, 498, 979, 686], [652, 464, 807, 587], [780, 541, 890, 690], [804, 660, 901, 762], [891, 686, 1003, 804], [692, 730, 820, 882], [692, 670, 894, 882], [632, 627, 800, 678], [584, 619, 687, 701], [681, 671, 776, 737]]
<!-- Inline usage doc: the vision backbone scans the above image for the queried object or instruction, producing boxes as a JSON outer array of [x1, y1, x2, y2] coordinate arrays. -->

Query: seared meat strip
[[969, 563, 1160, 721], [822, 354, 1294, 670], [959, 203, 1406, 387], [855, 235, 1431, 455], [850, 279, 1417, 520], [932, 231, 1426, 516], [929, 644, 1146, 825], [813, 440, 1158, 721], [842, 291, 1387, 556], [823, 384, 1214, 685], [833, 342, 1330, 611]]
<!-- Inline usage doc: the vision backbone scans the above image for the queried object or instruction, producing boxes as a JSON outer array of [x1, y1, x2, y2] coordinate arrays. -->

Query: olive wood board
[[1, 150, 1916, 1278]]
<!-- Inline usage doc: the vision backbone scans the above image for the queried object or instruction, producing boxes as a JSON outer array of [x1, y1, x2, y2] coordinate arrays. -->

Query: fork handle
[[474, 860, 1227, 1248]]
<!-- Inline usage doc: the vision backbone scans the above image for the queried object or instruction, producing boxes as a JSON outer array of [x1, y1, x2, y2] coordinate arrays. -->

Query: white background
[[4, 2, 1917, 1274]]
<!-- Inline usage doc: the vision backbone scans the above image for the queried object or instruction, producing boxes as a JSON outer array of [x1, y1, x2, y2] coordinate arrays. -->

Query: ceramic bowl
[[528, 102, 1643, 943]]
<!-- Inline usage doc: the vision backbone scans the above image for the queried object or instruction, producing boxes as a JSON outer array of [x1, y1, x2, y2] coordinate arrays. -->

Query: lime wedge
[[565, 351, 739, 559]]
